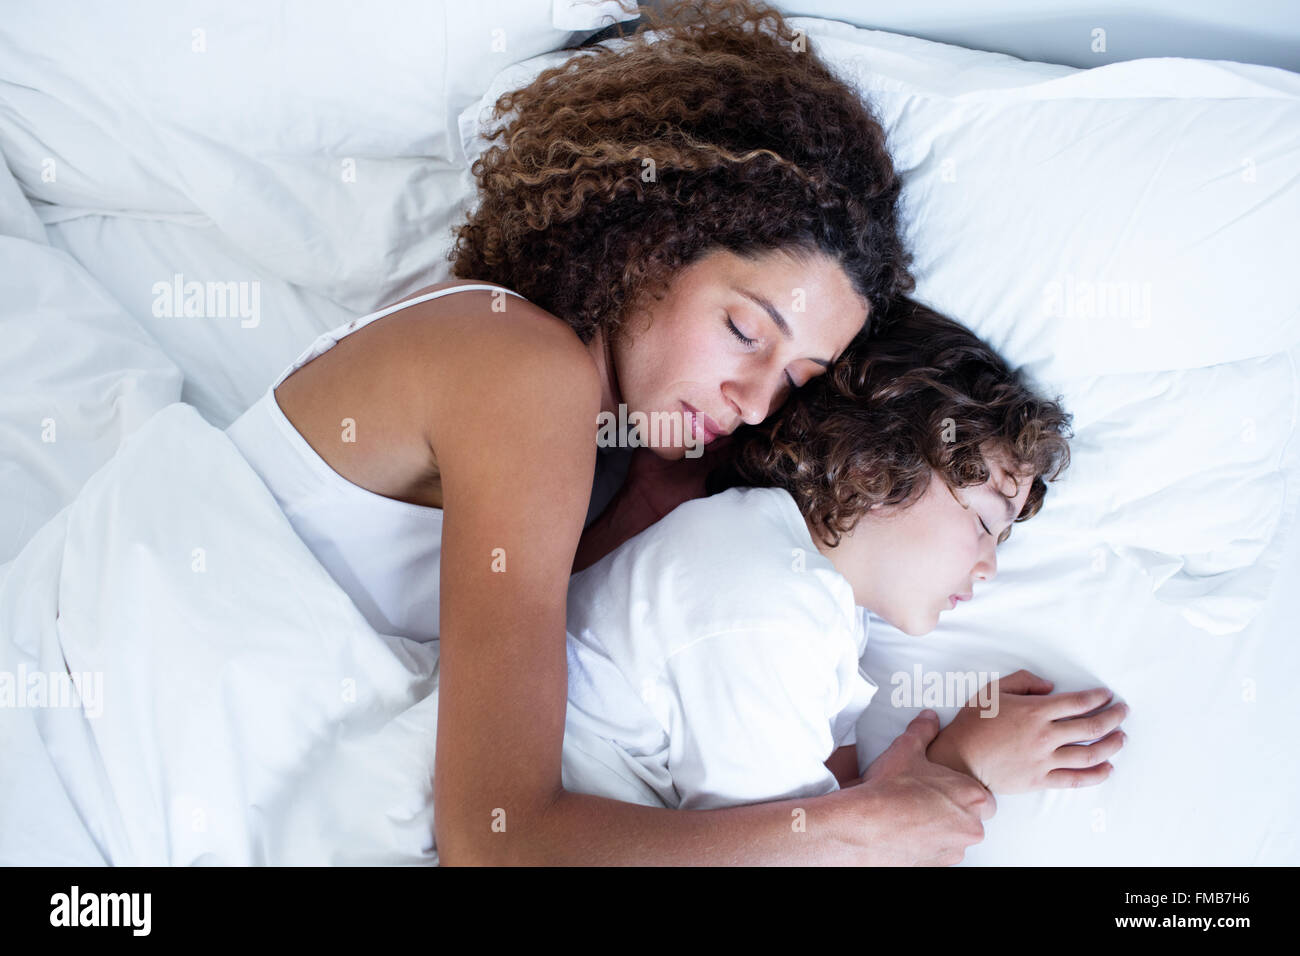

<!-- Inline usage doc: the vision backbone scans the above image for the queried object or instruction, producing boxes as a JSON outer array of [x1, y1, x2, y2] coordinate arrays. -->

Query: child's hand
[[925, 669, 1128, 794]]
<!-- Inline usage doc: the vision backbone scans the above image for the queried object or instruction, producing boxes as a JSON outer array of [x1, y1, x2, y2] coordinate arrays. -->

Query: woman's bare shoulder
[[395, 280, 598, 390], [413, 282, 605, 520], [397, 279, 559, 328], [398, 279, 592, 363]]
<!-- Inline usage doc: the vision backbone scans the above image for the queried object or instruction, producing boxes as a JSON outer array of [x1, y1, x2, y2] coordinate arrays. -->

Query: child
[[560, 298, 1126, 810]]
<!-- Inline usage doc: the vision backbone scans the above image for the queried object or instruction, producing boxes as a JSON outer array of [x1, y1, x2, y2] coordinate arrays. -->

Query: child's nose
[[974, 541, 999, 582]]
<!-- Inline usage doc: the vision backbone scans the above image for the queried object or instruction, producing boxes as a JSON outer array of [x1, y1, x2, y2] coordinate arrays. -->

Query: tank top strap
[[272, 283, 529, 389]]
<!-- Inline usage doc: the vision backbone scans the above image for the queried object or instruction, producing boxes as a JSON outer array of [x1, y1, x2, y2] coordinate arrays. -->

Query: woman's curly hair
[[706, 298, 1074, 548], [448, 0, 913, 345]]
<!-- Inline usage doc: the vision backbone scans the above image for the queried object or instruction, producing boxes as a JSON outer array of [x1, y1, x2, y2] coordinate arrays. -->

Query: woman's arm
[[825, 745, 860, 788], [425, 313, 991, 865], [428, 311, 598, 865], [532, 712, 994, 866]]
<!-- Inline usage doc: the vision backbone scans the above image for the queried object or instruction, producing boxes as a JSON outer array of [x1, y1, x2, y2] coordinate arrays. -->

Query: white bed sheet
[[1, 402, 443, 866]]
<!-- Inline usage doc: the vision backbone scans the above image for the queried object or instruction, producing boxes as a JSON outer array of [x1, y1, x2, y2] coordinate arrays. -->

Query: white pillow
[[552, 0, 639, 32], [1037, 350, 1299, 634], [447, 3, 638, 163], [791, 19, 1300, 381], [0, 2, 612, 171], [0, 3, 630, 314]]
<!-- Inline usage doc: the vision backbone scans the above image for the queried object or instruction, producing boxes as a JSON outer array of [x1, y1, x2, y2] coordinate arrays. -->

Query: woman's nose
[[721, 383, 762, 427], [725, 372, 791, 427]]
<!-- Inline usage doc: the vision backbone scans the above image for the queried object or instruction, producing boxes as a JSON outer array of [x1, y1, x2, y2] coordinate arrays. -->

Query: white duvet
[[0, 402, 445, 865]]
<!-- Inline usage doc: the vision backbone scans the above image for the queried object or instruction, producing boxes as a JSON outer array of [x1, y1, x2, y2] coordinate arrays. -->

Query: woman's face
[[606, 247, 869, 459]]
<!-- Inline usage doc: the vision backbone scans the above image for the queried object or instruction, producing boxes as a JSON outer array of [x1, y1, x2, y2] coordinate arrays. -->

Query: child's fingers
[[1044, 686, 1115, 720], [1052, 729, 1126, 768], [990, 668, 1054, 696], [1051, 700, 1129, 746], [1042, 762, 1114, 789]]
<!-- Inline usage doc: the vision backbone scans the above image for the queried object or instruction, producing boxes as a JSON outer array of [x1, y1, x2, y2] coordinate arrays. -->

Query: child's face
[[814, 450, 1034, 636]]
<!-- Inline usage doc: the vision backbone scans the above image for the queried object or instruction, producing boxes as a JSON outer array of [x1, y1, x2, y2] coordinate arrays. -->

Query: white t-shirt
[[561, 485, 879, 810]]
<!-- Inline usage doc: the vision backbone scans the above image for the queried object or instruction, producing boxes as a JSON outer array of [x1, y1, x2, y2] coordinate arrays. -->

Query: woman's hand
[[925, 669, 1128, 794], [847, 710, 998, 866]]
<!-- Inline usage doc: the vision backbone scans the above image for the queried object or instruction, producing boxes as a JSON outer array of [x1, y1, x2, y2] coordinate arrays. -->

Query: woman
[[228, 0, 993, 864]]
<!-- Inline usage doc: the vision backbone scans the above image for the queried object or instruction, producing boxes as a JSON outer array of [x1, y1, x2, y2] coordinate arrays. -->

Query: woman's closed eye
[[727, 313, 797, 389], [726, 313, 756, 348]]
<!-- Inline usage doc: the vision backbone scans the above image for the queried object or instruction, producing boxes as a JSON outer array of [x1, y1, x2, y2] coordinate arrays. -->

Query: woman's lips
[[682, 403, 723, 443], [948, 593, 972, 608]]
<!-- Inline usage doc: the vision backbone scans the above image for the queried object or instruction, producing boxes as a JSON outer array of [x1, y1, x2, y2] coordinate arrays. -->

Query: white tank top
[[225, 284, 631, 644]]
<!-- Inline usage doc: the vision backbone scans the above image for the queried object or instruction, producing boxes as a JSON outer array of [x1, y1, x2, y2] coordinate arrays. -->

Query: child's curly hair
[[707, 298, 1074, 548], [448, 0, 913, 345]]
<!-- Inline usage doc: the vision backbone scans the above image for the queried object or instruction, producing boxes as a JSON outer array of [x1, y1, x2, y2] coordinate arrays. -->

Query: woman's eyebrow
[[734, 286, 831, 368]]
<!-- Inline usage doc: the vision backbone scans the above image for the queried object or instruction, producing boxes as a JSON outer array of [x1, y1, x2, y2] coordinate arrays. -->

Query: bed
[[1, 1, 1297, 865]]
